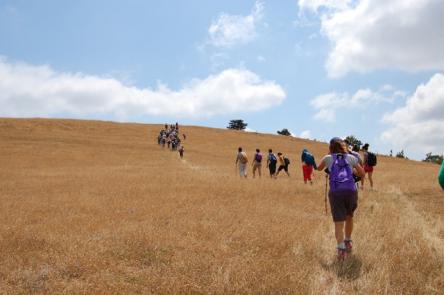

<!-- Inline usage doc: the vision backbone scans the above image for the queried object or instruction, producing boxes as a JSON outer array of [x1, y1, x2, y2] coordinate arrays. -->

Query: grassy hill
[[0, 118, 443, 294]]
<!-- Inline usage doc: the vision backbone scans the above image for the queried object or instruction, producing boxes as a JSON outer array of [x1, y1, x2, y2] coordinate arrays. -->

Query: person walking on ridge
[[179, 146, 185, 159], [267, 149, 277, 178], [275, 152, 290, 177], [235, 147, 248, 178], [301, 148, 317, 184], [317, 137, 365, 260], [252, 148, 263, 178], [361, 143, 376, 190]]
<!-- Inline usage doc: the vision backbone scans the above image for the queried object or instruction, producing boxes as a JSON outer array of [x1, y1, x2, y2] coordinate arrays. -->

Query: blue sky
[[1, 0, 444, 160]]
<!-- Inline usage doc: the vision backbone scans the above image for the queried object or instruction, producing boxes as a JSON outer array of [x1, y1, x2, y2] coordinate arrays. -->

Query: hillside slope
[[0, 118, 443, 294]]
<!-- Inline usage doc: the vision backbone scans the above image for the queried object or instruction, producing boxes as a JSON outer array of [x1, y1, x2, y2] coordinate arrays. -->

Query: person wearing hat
[[317, 137, 365, 260]]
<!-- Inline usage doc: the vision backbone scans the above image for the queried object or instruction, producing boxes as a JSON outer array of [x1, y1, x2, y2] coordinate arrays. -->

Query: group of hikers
[[236, 138, 378, 260], [154, 125, 444, 261], [236, 148, 292, 179], [235, 139, 376, 190], [157, 123, 185, 158]]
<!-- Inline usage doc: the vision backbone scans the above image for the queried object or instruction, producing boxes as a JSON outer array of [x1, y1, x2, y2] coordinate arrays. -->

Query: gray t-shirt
[[321, 153, 359, 170]]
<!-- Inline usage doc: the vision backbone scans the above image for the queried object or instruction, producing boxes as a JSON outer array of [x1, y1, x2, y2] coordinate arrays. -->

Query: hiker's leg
[[368, 172, 373, 188], [361, 174, 365, 190], [258, 166, 261, 178], [285, 166, 290, 176], [345, 215, 353, 240], [334, 221, 345, 245], [308, 166, 313, 183]]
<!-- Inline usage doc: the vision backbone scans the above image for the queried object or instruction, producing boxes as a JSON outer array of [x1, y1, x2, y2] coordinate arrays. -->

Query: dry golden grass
[[0, 118, 443, 294]]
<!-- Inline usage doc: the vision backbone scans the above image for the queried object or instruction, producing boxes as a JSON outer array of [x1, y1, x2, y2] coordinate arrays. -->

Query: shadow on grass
[[320, 254, 362, 281]]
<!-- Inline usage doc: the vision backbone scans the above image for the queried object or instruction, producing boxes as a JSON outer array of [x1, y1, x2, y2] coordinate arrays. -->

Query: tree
[[227, 119, 247, 131], [423, 152, 443, 164], [344, 135, 362, 149], [396, 150, 406, 159], [277, 128, 291, 136]]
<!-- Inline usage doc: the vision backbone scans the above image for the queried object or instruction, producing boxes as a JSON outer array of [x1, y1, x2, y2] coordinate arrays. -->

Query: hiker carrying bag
[[284, 157, 290, 166], [329, 154, 356, 192], [367, 152, 377, 166], [269, 154, 277, 164], [255, 153, 263, 163], [240, 152, 248, 164]]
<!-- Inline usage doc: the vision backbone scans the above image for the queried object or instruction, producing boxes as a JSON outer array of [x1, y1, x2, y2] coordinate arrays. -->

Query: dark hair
[[256, 148, 260, 153], [352, 144, 360, 152], [277, 152, 282, 156], [329, 140, 347, 154], [238, 147, 242, 152], [362, 143, 369, 151], [268, 149, 272, 153]]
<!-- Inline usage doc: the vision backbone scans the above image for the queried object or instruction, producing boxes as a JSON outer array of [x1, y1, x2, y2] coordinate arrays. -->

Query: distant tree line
[[423, 152, 443, 164], [277, 128, 291, 136], [227, 119, 248, 131]]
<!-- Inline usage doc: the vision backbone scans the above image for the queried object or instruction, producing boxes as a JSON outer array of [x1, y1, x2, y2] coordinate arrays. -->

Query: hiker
[[439, 161, 444, 190], [317, 137, 365, 260], [235, 147, 248, 178], [267, 149, 277, 178], [361, 143, 376, 190], [252, 149, 263, 178], [161, 134, 166, 148], [301, 149, 317, 184], [179, 146, 184, 159], [276, 152, 290, 177], [350, 144, 364, 186]]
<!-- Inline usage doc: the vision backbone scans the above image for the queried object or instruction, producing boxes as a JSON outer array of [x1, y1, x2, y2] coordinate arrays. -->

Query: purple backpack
[[255, 153, 263, 163], [329, 154, 356, 192]]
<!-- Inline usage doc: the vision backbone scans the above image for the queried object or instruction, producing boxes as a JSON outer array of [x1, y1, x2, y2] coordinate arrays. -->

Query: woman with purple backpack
[[317, 137, 365, 260], [252, 149, 263, 178]]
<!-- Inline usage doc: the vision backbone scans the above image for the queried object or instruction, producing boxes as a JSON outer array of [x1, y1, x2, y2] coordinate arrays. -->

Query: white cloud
[[300, 130, 312, 139], [381, 73, 444, 155], [244, 127, 257, 133], [0, 57, 285, 120], [298, 0, 352, 12], [208, 1, 264, 48], [298, 0, 444, 77], [310, 87, 402, 122]]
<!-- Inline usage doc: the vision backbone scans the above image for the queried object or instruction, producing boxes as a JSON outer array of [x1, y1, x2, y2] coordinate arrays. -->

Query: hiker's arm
[[355, 164, 365, 178], [317, 159, 326, 171]]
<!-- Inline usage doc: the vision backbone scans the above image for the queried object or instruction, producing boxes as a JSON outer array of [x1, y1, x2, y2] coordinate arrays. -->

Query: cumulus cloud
[[298, 0, 444, 77], [0, 57, 285, 120], [300, 130, 312, 139], [310, 86, 403, 122], [381, 73, 444, 155], [298, 0, 352, 12], [208, 1, 264, 48]]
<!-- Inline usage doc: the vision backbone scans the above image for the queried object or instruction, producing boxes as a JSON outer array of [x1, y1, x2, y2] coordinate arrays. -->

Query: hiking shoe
[[337, 248, 348, 261], [344, 240, 353, 253]]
